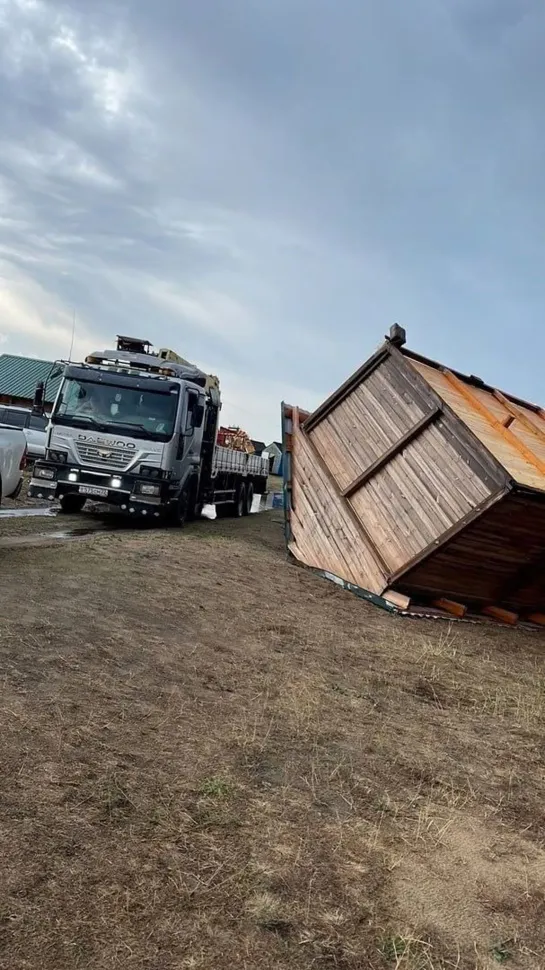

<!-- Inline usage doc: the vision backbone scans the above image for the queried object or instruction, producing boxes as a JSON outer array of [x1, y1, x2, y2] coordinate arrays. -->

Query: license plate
[[79, 485, 108, 498]]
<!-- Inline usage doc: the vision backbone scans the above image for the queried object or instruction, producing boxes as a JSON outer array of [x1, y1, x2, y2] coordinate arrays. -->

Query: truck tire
[[170, 487, 189, 527], [234, 482, 246, 518], [185, 477, 200, 522], [244, 482, 254, 515], [59, 494, 87, 514]]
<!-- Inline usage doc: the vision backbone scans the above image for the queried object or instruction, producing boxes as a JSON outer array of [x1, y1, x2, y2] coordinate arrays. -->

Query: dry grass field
[[1, 506, 545, 968]]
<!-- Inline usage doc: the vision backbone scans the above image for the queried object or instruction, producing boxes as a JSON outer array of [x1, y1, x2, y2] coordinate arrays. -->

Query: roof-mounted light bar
[[85, 354, 178, 379]]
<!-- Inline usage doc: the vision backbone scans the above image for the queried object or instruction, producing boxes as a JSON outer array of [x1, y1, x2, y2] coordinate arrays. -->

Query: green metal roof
[[0, 354, 63, 405]]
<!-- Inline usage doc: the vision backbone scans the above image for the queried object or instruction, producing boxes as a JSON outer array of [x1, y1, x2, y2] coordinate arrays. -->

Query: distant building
[[0, 355, 63, 409], [266, 441, 283, 476], [250, 439, 266, 456]]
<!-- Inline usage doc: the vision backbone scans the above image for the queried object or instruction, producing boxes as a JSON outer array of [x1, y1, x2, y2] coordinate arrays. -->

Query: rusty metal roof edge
[[401, 347, 543, 416], [292, 559, 400, 613]]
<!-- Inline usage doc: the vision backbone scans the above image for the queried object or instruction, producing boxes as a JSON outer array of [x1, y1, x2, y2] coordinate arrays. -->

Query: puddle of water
[[0, 492, 284, 522], [0, 491, 285, 545], [53, 527, 110, 539], [0, 506, 57, 518], [0, 525, 111, 547]]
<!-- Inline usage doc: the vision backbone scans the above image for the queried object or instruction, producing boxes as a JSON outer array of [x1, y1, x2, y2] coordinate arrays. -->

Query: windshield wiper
[[109, 421, 151, 434], [56, 415, 105, 429], [56, 415, 165, 436]]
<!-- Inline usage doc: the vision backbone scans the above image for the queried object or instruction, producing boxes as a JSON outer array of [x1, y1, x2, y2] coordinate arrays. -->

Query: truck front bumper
[[28, 463, 172, 516]]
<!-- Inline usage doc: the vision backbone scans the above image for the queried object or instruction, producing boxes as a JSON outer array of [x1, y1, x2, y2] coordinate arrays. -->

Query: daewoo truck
[[28, 336, 269, 523]]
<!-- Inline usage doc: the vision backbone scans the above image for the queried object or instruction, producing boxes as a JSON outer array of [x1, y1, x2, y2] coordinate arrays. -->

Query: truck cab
[[29, 335, 269, 523], [29, 337, 209, 522]]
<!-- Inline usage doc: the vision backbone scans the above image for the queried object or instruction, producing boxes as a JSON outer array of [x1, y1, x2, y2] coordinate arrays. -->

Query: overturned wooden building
[[282, 327, 545, 622]]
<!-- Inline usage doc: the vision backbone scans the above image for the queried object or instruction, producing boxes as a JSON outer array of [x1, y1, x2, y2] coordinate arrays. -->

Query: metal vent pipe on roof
[[388, 323, 406, 347]]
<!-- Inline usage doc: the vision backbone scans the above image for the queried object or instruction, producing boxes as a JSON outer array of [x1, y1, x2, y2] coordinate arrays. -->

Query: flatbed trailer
[[209, 446, 269, 514]]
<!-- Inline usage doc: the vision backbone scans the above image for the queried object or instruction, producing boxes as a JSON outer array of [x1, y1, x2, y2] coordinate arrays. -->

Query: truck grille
[[75, 442, 135, 471]]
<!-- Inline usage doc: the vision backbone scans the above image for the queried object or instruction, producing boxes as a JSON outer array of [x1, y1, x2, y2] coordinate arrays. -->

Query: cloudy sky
[[0, 0, 544, 441]]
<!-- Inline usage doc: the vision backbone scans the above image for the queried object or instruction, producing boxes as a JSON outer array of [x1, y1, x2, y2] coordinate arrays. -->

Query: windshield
[[53, 378, 179, 441]]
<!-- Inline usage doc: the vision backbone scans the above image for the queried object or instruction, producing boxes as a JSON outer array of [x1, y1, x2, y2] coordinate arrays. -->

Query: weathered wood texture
[[305, 353, 503, 576], [349, 419, 499, 573], [340, 407, 442, 498], [303, 347, 389, 434], [308, 355, 432, 494], [396, 491, 545, 613], [288, 339, 545, 612], [287, 349, 508, 592], [432, 598, 467, 618], [288, 407, 387, 593], [407, 358, 545, 492]]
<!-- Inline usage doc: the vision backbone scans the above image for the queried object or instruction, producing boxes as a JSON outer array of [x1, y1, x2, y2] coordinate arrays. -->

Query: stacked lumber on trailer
[[282, 326, 545, 624], [216, 426, 255, 453]]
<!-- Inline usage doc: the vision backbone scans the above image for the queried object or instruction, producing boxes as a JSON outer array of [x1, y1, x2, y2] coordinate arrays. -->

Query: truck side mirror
[[183, 394, 204, 435], [32, 382, 45, 415], [184, 411, 196, 436]]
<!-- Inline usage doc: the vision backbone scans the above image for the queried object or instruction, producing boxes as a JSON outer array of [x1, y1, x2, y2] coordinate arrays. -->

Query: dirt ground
[[1, 497, 545, 969]]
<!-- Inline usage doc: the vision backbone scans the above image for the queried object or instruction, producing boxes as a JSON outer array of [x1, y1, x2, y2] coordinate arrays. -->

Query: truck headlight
[[140, 465, 162, 479], [35, 466, 56, 480], [47, 450, 68, 463], [138, 483, 161, 497]]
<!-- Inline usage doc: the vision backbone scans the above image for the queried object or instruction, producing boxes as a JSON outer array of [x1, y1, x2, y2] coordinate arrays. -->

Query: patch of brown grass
[[0, 512, 545, 967]]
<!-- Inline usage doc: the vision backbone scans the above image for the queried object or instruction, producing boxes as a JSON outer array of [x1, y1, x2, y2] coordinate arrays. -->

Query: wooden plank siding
[[349, 416, 496, 573], [340, 408, 442, 498], [288, 407, 388, 593], [308, 355, 433, 494], [287, 347, 508, 593]]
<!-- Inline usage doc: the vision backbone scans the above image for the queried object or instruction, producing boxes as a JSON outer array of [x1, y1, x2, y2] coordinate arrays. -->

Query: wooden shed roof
[[401, 348, 545, 493]]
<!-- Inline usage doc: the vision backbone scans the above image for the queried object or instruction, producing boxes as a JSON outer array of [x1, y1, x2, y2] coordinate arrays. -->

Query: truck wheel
[[59, 494, 86, 514], [244, 482, 254, 515], [234, 483, 246, 518], [184, 478, 199, 521], [171, 487, 189, 527]]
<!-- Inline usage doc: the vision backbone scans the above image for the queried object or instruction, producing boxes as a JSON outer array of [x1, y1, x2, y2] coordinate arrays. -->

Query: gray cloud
[[0, 0, 544, 439]]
